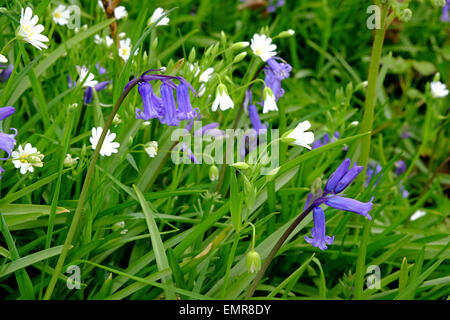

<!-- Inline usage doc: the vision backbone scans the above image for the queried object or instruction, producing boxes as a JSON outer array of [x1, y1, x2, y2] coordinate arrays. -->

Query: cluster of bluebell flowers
[[304, 158, 374, 250], [130, 70, 199, 127], [0, 106, 17, 177]]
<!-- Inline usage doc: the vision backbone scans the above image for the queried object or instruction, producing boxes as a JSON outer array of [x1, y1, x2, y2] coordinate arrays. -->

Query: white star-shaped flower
[[76, 66, 98, 88], [149, 8, 169, 26], [250, 34, 277, 62], [430, 81, 449, 98], [114, 6, 128, 20], [118, 38, 132, 61], [52, 4, 70, 26], [90, 127, 120, 157], [144, 141, 158, 158], [286, 121, 315, 150], [16, 7, 49, 50], [12, 143, 44, 174]]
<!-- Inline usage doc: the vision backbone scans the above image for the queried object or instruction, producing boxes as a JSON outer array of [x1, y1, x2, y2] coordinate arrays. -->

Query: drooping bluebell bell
[[0, 64, 13, 83], [0, 106, 17, 178], [160, 82, 180, 126], [304, 158, 374, 250], [176, 82, 199, 121], [304, 206, 335, 250], [128, 69, 199, 127], [136, 82, 164, 121]]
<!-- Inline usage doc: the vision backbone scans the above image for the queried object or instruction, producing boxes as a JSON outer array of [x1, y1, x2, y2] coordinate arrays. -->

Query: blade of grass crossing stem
[[133, 184, 176, 300], [0, 211, 35, 299]]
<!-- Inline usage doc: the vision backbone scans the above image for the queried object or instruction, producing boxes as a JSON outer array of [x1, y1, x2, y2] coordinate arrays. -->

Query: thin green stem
[[43, 78, 140, 300], [359, 1, 390, 183]]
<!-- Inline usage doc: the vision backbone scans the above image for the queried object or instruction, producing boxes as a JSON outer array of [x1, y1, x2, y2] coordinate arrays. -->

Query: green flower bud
[[230, 41, 250, 50], [188, 47, 196, 63], [246, 250, 261, 274], [233, 52, 247, 64], [277, 29, 295, 38], [209, 165, 219, 181], [230, 162, 249, 170]]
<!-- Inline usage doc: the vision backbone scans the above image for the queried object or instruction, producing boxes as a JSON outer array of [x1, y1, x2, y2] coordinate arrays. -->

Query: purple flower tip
[[0, 106, 15, 121]]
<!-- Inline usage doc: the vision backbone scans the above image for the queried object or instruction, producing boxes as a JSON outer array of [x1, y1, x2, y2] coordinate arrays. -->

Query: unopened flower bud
[[233, 52, 247, 63], [230, 162, 249, 170], [277, 29, 295, 38], [231, 41, 249, 50], [209, 165, 219, 181], [246, 250, 261, 274]]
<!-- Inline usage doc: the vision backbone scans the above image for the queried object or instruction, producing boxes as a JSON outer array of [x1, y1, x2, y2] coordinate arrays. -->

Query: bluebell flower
[[0, 106, 15, 120], [263, 57, 292, 101], [324, 158, 351, 194], [160, 82, 180, 126], [442, 0, 450, 22], [304, 158, 374, 250], [176, 82, 199, 121], [0, 64, 13, 83], [0, 106, 17, 178], [304, 206, 335, 251], [324, 196, 374, 221], [136, 82, 164, 120]]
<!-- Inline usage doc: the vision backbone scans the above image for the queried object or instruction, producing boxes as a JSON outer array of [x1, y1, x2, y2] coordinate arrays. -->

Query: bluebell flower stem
[[246, 203, 314, 298], [44, 78, 141, 300], [359, 0, 390, 186]]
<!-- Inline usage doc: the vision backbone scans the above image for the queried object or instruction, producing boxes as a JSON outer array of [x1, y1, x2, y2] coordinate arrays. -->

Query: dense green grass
[[0, 0, 449, 300]]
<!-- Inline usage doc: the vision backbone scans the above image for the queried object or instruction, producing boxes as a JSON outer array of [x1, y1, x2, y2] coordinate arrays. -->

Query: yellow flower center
[[55, 11, 62, 19]]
